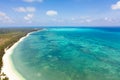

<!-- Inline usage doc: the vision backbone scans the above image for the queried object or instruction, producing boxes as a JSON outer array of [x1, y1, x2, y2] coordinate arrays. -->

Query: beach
[[1, 30, 40, 80]]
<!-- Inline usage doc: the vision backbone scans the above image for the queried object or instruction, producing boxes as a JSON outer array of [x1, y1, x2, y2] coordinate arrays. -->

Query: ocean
[[11, 27, 120, 80]]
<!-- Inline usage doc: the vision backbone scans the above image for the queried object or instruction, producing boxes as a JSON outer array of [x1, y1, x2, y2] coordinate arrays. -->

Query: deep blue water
[[11, 27, 120, 80]]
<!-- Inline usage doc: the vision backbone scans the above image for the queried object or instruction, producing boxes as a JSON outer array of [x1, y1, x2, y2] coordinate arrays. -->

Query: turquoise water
[[11, 28, 120, 80]]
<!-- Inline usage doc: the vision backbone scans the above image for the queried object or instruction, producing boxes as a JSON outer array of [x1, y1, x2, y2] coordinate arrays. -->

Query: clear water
[[11, 27, 120, 80]]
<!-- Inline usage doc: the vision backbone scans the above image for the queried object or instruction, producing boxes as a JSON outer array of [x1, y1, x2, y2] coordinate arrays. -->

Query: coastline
[[1, 30, 40, 80]]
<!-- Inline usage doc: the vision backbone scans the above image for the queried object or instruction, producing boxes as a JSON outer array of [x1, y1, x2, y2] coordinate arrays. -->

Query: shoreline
[[1, 30, 40, 80]]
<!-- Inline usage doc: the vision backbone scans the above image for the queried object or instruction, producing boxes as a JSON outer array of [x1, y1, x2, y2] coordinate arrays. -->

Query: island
[[0, 27, 41, 80]]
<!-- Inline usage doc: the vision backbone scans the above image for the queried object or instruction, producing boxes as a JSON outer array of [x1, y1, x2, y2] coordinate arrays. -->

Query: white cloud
[[14, 7, 26, 12], [46, 10, 58, 16], [0, 12, 6, 16], [24, 14, 34, 23], [71, 18, 75, 21], [111, 1, 120, 10], [26, 7, 36, 12], [23, 0, 43, 3], [71, 17, 93, 24], [86, 19, 92, 23], [24, 14, 34, 20], [104, 17, 112, 22], [14, 7, 36, 12], [0, 12, 14, 23]]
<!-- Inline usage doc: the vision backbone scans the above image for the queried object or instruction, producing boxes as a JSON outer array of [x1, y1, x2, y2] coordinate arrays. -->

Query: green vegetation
[[0, 28, 41, 80]]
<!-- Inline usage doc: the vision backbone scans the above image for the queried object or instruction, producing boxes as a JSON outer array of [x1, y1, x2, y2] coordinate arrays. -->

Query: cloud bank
[[112, 1, 120, 10]]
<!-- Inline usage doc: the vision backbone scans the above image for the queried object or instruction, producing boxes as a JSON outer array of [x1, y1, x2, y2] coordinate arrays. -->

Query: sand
[[1, 30, 40, 80]]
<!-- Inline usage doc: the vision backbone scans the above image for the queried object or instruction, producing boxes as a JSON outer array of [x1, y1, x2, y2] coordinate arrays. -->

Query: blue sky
[[0, 0, 120, 26]]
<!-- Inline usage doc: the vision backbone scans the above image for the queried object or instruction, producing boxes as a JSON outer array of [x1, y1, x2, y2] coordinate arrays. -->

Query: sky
[[0, 0, 120, 27]]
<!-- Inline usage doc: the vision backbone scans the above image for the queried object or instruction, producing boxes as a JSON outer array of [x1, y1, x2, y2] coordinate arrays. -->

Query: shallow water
[[11, 28, 120, 80]]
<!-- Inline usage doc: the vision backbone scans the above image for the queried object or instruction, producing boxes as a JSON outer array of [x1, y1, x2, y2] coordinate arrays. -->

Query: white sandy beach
[[1, 30, 40, 80]]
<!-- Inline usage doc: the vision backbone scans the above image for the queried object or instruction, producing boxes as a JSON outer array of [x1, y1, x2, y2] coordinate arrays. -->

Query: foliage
[[0, 28, 41, 80]]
